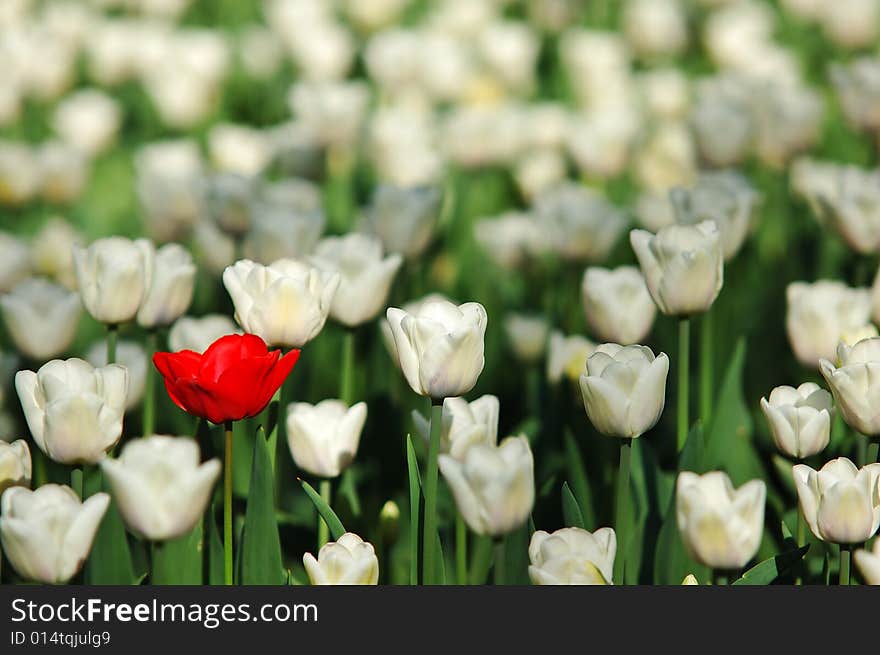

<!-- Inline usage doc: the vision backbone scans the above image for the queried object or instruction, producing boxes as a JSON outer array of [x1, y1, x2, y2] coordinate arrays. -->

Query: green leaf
[[563, 431, 596, 529], [406, 434, 421, 585], [561, 482, 585, 529], [84, 470, 137, 585], [732, 545, 810, 585], [300, 479, 346, 540], [468, 536, 493, 585], [207, 506, 225, 585], [152, 523, 203, 585], [503, 522, 532, 585], [240, 428, 285, 585], [338, 467, 362, 517]]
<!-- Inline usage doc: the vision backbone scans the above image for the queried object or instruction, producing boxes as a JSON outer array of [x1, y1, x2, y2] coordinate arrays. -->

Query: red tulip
[[153, 333, 300, 425]]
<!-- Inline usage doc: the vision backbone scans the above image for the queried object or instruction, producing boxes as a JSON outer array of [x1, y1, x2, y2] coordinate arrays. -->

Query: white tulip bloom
[[474, 211, 545, 271], [52, 89, 121, 157], [310, 233, 402, 327], [504, 313, 550, 364], [386, 299, 487, 399], [135, 139, 204, 242], [528, 527, 616, 585], [73, 237, 152, 325], [168, 314, 241, 353], [439, 435, 534, 537], [819, 337, 880, 436], [364, 184, 443, 259], [136, 242, 196, 329], [0, 278, 81, 360], [15, 358, 128, 465], [380, 293, 452, 368], [786, 280, 872, 368], [223, 258, 340, 348], [86, 340, 147, 412], [854, 539, 880, 585], [286, 400, 367, 479], [760, 383, 832, 459], [0, 484, 109, 584], [101, 436, 221, 541], [244, 202, 325, 264], [808, 165, 880, 254], [623, 0, 688, 60], [581, 266, 656, 345], [676, 471, 766, 570], [303, 532, 379, 585], [0, 439, 31, 496], [547, 331, 596, 384], [0, 231, 30, 293], [29, 218, 82, 290], [793, 458, 880, 544], [630, 220, 724, 316], [579, 343, 669, 439], [203, 172, 256, 238], [288, 81, 369, 149], [412, 395, 499, 461], [38, 141, 88, 204]]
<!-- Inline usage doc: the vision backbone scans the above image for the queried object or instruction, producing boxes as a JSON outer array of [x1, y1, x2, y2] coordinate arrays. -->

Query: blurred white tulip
[[819, 337, 880, 436], [0, 278, 81, 360], [87, 340, 147, 412], [809, 165, 880, 255], [0, 141, 40, 206], [38, 141, 88, 204], [286, 400, 367, 478], [623, 0, 688, 60], [547, 331, 596, 384], [73, 237, 152, 325], [29, 218, 82, 289], [303, 532, 379, 585], [581, 266, 656, 345], [474, 211, 544, 271], [831, 58, 880, 135], [168, 314, 241, 353], [760, 383, 832, 459], [854, 539, 880, 584], [52, 89, 121, 157], [529, 527, 616, 585], [135, 139, 204, 242], [412, 394, 499, 461], [363, 184, 443, 259], [208, 123, 274, 177], [504, 314, 550, 364], [203, 172, 257, 239], [136, 243, 196, 329], [288, 81, 368, 149], [0, 439, 30, 496], [0, 232, 30, 293]]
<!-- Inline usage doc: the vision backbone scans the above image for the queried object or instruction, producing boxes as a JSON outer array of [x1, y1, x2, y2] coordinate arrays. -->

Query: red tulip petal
[[200, 333, 267, 383], [153, 350, 201, 381], [216, 352, 278, 419], [254, 348, 301, 415]]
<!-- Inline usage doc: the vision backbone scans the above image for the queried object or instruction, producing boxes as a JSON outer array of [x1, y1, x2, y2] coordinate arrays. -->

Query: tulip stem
[[456, 514, 467, 585], [714, 571, 728, 586], [494, 538, 506, 586], [143, 330, 157, 437], [423, 401, 443, 586], [840, 545, 851, 586], [613, 438, 632, 585], [106, 324, 118, 365], [796, 508, 805, 586], [71, 466, 83, 500], [341, 329, 355, 405], [700, 311, 713, 426], [317, 479, 331, 548], [867, 439, 879, 464], [223, 421, 233, 586], [677, 319, 690, 452]]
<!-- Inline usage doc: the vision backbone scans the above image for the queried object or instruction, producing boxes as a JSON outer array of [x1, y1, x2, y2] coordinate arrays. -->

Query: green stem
[[840, 545, 851, 586], [143, 330, 157, 436], [700, 311, 713, 426], [613, 438, 632, 585], [526, 365, 541, 421], [423, 401, 443, 585], [867, 439, 879, 464], [318, 479, 331, 548], [106, 324, 118, 365], [456, 513, 467, 585], [494, 538, 506, 586], [714, 572, 729, 586], [224, 421, 234, 586], [341, 329, 355, 405], [796, 508, 805, 586], [677, 318, 690, 452], [71, 466, 83, 500], [857, 433, 868, 467]]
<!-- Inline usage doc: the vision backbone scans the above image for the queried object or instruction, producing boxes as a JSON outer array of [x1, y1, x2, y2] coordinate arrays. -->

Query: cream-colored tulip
[[168, 314, 241, 353], [676, 471, 766, 570], [854, 539, 880, 584], [136, 242, 196, 328], [73, 237, 152, 325], [528, 527, 616, 585], [0, 439, 31, 496], [286, 400, 367, 479], [101, 436, 221, 541], [439, 435, 534, 537], [0, 484, 109, 584], [581, 266, 656, 345], [223, 258, 340, 348], [580, 344, 669, 439], [630, 220, 724, 316], [793, 458, 880, 544], [386, 299, 487, 399], [819, 337, 880, 436], [0, 277, 81, 360], [547, 331, 596, 384], [302, 532, 379, 585], [413, 395, 499, 461], [503, 313, 550, 364], [15, 358, 128, 464], [760, 383, 832, 458]]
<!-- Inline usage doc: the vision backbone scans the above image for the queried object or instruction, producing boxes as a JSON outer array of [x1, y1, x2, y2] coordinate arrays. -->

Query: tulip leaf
[[240, 428, 285, 585], [207, 506, 225, 585], [406, 434, 421, 585], [339, 468, 362, 517], [152, 524, 203, 585], [469, 535, 494, 585], [300, 479, 347, 541], [561, 482, 585, 529], [563, 431, 596, 529], [84, 471, 138, 585], [732, 545, 809, 585], [503, 522, 532, 585]]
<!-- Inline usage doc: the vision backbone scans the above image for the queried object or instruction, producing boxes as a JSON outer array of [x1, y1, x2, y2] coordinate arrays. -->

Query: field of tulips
[[1, 0, 880, 589]]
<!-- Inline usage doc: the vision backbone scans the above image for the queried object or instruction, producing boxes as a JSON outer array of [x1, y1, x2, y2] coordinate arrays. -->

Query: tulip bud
[[309, 233, 403, 327], [0, 484, 110, 584], [580, 343, 669, 439], [0, 277, 81, 360], [364, 184, 443, 259], [854, 539, 880, 585], [630, 220, 724, 316], [681, 573, 699, 585], [760, 383, 832, 459], [786, 280, 872, 368], [136, 242, 196, 329], [379, 500, 400, 545], [528, 526, 616, 585], [0, 439, 31, 496], [439, 435, 534, 537], [73, 237, 152, 325], [168, 314, 241, 353], [413, 395, 499, 461], [503, 313, 550, 364], [386, 299, 487, 399], [101, 435, 221, 541], [15, 358, 128, 464], [581, 266, 656, 345], [819, 337, 880, 436], [223, 258, 340, 348], [303, 532, 379, 585], [676, 471, 766, 570], [86, 340, 147, 412], [793, 458, 880, 544], [286, 400, 367, 479], [546, 331, 596, 384]]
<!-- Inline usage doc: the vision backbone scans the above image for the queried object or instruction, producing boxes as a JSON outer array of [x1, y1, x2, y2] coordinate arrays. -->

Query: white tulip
[[386, 299, 487, 399], [819, 337, 880, 436], [303, 532, 379, 585], [547, 331, 596, 384], [203, 172, 256, 238], [793, 458, 880, 544], [0, 439, 31, 495], [364, 184, 443, 259], [503, 314, 550, 364], [136, 242, 196, 329], [244, 201, 325, 264], [0, 277, 81, 360], [286, 400, 367, 479], [208, 123, 273, 177], [29, 218, 82, 289], [786, 280, 872, 368], [854, 539, 880, 585], [101, 436, 221, 541], [223, 258, 340, 348], [288, 81, 368, 149], [380, 293, 452, 368], [412, 395, 499, 461], [630, 220, 724, 316], [38, 141, 88, 204], [623, 0, 688, 60], [15, 358, 128, 464], [0, 484, 110, 584], [168, 314, 241, 353], [808, 165, 880, 254], [579, 343, 669, 439], [676, 471, 766, 570], [760, 383, 832, 459], [52, 89, 121, 157], [309, 233, 403, 327], [135, 139, 204, 242], [86, 340, 147, 412], [193, 220, 236, 277], [840, 323, 879, 347], [474, 211, 545, 271], [73, 237, 152, 325], [581, 266, 656, 345], [0, 142, 40, 206], [528, 527, 616, 585], [0, 231, 30, 293]]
